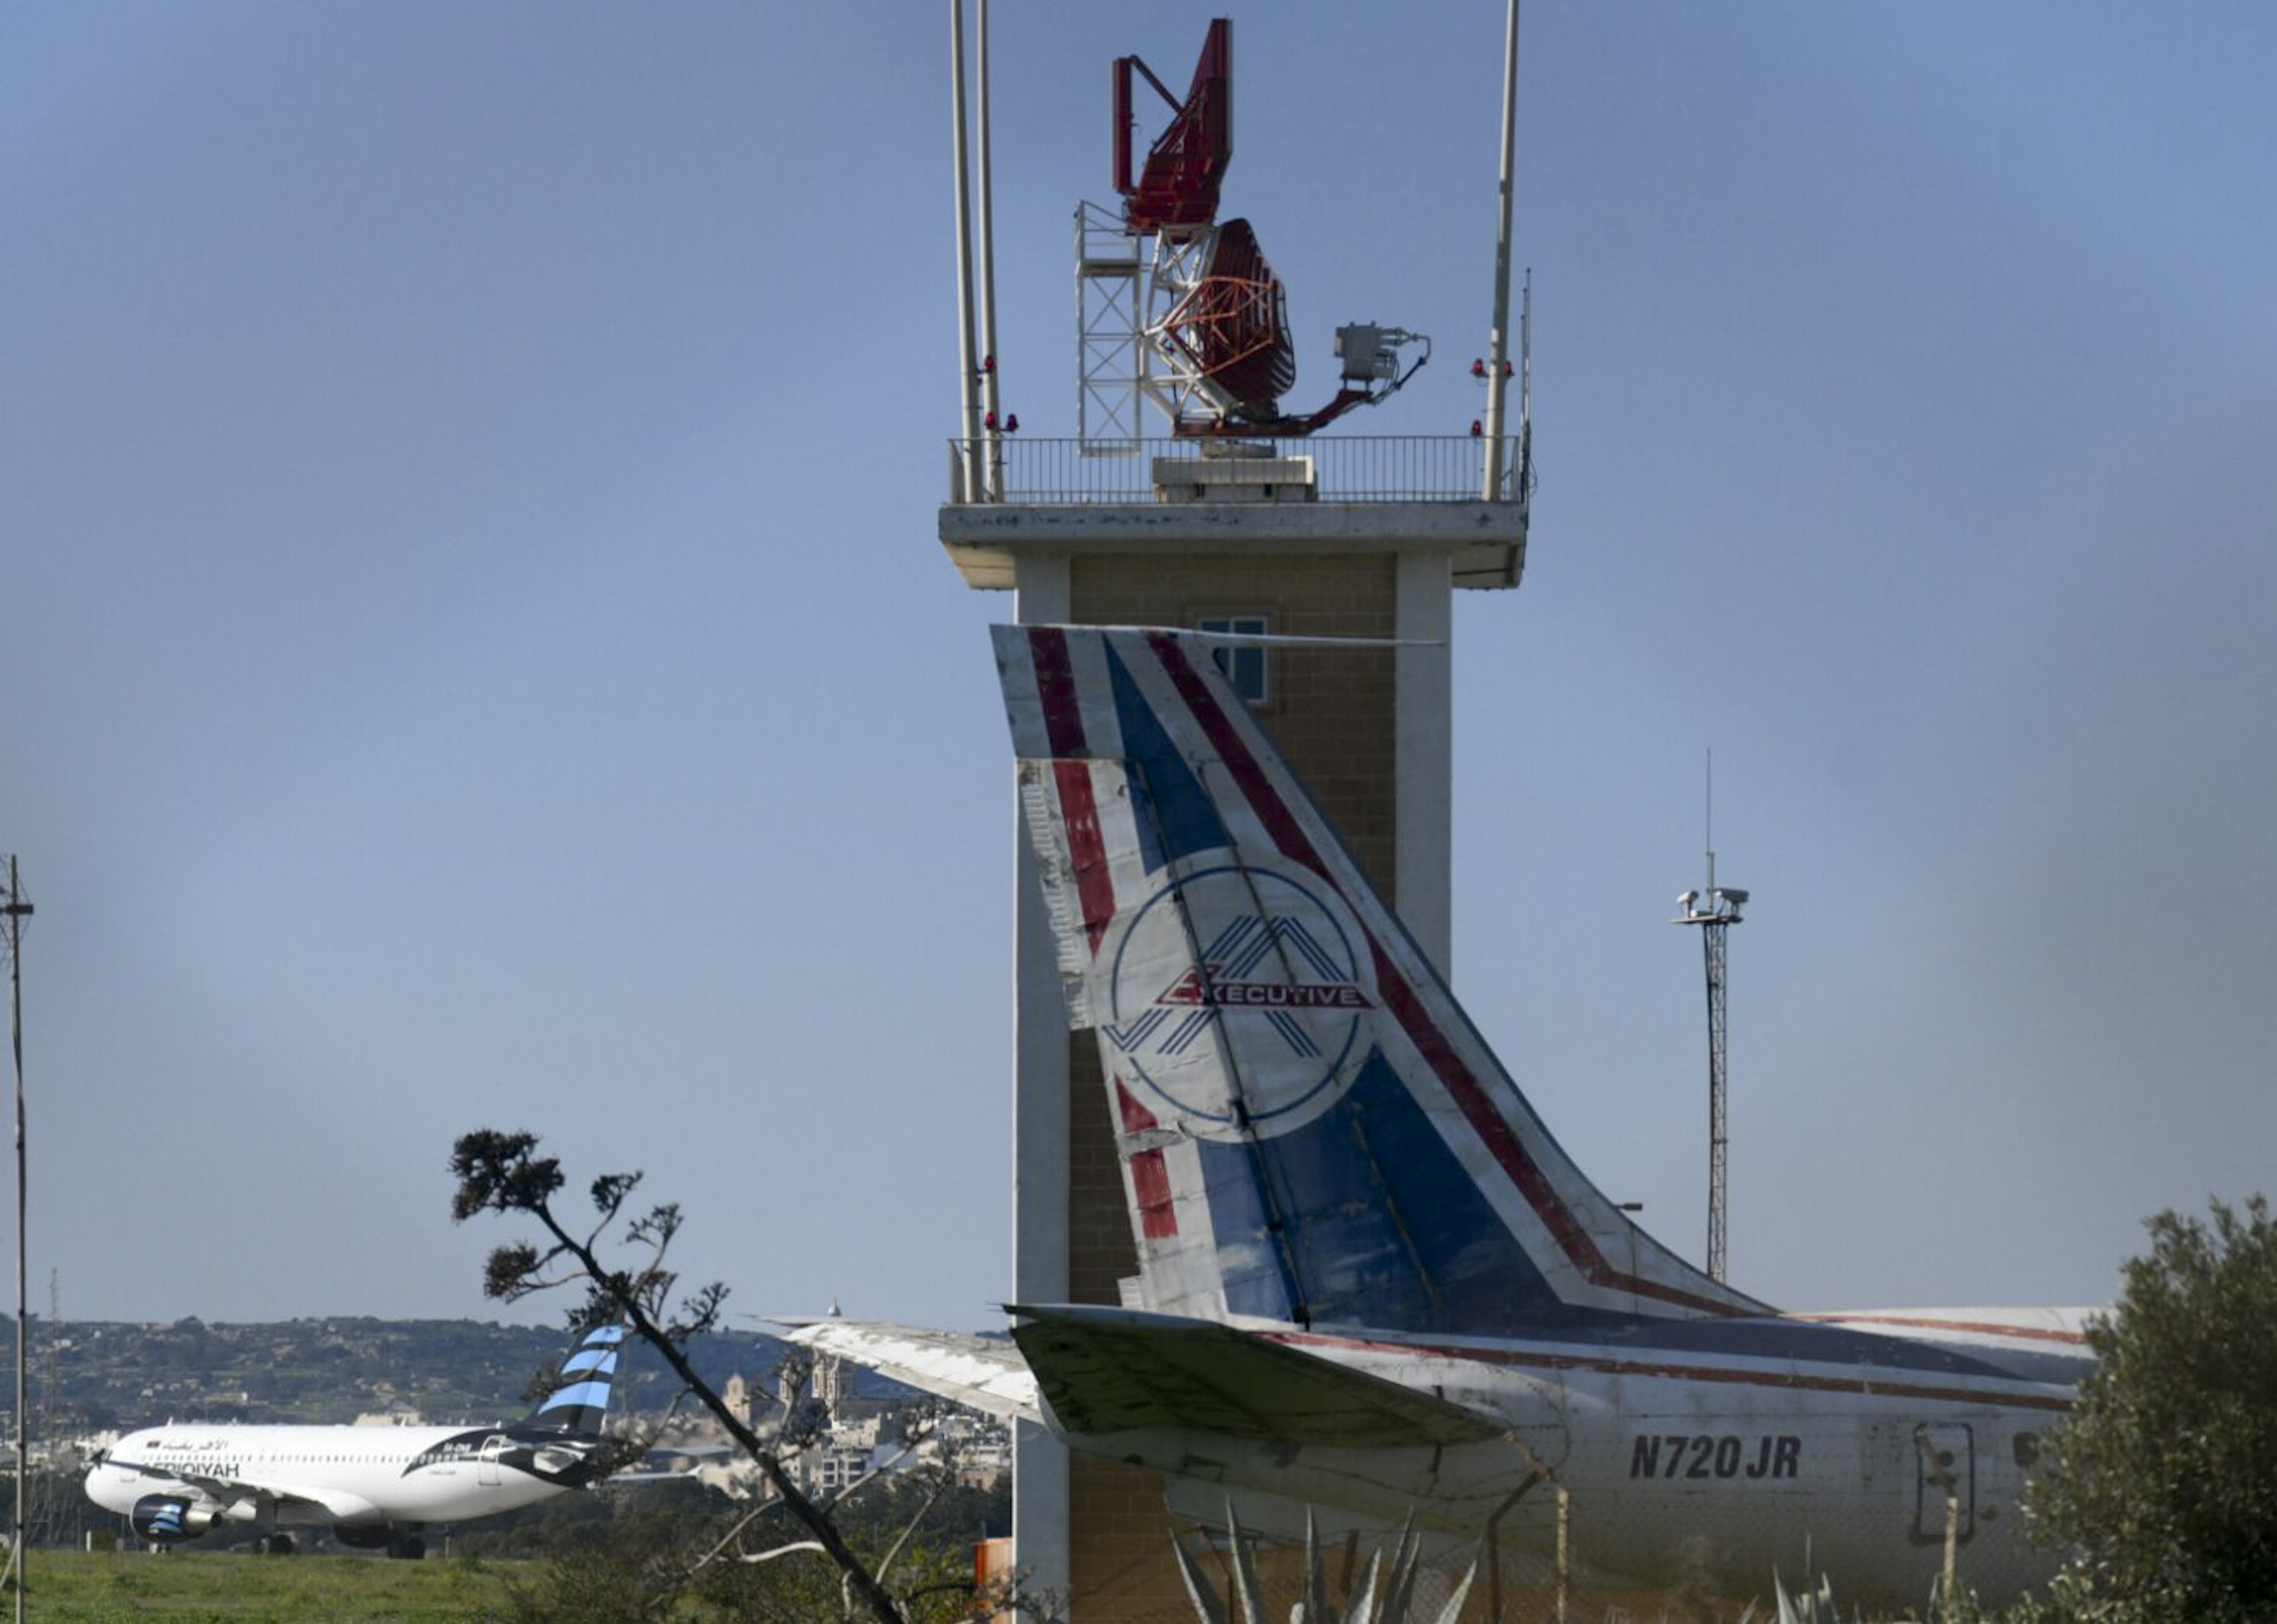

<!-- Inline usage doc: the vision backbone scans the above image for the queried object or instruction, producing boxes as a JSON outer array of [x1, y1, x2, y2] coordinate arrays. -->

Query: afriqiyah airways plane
[[790, 624, 2093, 1606], [85, 1322, 627, 1557]]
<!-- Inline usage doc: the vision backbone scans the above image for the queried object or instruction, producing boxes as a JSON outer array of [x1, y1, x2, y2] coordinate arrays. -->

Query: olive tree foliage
[[1998, 1196, 2277, 1622], [449, 1128, 934, 1624]]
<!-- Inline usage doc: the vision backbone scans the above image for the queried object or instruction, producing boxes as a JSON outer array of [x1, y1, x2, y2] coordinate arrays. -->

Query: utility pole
[[2, 857, 31, 1623], [1673, 762, 1744, 1283]]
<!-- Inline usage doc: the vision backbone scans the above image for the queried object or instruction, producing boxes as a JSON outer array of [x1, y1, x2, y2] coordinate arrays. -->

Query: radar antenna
[[1079, 19, 1430, 444]]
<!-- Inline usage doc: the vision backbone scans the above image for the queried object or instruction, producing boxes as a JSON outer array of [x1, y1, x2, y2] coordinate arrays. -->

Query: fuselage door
[[1912, 1422, 1974, 1543], [479, 1434, 508, 1488]]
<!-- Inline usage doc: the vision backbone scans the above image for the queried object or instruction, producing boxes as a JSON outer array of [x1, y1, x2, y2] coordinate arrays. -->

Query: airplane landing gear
[[259, 1533, 296, 1555], [385, 1532, 427, 1560]]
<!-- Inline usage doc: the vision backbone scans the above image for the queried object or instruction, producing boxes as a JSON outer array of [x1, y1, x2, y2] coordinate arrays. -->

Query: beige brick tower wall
[[1060, 553, 1399, 1620]]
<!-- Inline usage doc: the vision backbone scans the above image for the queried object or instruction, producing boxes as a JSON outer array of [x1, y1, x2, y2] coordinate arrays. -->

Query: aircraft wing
[[248, 1481, 383, 1521], [1009, 1303, 1501, 1448], [99, 1454, 380, 1521], [779, 1320, 1042, 1425]]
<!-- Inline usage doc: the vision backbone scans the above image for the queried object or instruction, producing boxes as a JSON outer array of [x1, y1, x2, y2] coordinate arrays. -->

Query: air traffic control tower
[[940, 14, 1532, 1617]]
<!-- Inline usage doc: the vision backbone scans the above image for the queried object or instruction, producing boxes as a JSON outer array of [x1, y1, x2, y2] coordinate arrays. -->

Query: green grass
[[10, 1548, 526, 1622]]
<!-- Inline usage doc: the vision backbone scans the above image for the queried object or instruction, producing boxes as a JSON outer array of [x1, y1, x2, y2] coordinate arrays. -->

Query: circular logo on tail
[[1095, 859, 1377, 1141]]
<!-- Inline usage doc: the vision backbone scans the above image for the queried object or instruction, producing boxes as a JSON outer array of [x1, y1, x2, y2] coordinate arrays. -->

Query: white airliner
[[85, 1321, 627, 1556], [790, 625, 2094, 1606]]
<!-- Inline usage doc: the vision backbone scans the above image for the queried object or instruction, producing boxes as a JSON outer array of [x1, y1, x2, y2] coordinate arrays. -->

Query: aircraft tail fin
[[993, 624, 1768, 1334], [525, 1322, 626, 1435]]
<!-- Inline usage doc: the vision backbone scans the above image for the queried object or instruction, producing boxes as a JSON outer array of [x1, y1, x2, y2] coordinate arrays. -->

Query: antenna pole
[[1481, 0, 1522, 498], [1517, 267, 1534, 511], [1700, 909, 1729, 1282], [948, 0, 984, 504], [3, 857, 30, 1624], [975, 0, 1004, 501]]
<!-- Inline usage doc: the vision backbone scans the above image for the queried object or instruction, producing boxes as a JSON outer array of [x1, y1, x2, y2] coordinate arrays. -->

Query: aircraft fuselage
[[1088, 1306, 2085, 1604], [85, 1419, 607, 1537]]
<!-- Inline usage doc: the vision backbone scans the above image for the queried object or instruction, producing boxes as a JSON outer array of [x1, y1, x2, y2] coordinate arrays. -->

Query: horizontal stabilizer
[[1010, 1303, 1500, 1448], [779, 1319, 1040, 1426]]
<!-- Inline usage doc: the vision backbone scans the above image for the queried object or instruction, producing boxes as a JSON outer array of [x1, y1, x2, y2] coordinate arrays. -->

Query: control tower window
[[1198, 614, 1270, 706]]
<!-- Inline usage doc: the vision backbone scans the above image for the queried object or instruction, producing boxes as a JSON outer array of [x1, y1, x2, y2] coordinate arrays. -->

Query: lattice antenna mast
[[1672, 756, 1745, 1283]]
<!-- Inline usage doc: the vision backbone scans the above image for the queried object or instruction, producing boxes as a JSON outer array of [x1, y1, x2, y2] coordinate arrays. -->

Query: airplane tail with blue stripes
[[995, 624, 1768, 1336], [525, 1322, 626, 1434]]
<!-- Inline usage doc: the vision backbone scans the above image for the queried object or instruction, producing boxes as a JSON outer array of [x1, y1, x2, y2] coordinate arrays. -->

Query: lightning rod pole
[[948, 0, 984, 504], [1482, 0, 1521, 498], [975, 0, 1004, 501]]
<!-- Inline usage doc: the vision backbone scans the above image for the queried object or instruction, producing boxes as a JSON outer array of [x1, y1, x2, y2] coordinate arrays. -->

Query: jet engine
[[130, 1493, 217, 1543]]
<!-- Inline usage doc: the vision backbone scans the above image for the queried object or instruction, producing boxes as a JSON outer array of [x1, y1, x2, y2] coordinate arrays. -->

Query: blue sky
[[4, 2, 2272, 1331]]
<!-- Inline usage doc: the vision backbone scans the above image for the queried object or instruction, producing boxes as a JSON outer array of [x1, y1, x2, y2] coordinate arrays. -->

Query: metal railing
[[946, 435, 1530, 508]]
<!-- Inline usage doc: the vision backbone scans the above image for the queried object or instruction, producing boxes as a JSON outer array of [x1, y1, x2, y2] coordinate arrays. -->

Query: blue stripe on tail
[[539, 1380, 614, 1413], [1107, 642, 1223, 873], [527, 1325, 626, 1433], [1201, 1047, 1558, 1332]]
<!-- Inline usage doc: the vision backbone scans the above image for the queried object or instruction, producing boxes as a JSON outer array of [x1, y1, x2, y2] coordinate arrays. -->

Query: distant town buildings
[[645, 1338, 1010, 1498]]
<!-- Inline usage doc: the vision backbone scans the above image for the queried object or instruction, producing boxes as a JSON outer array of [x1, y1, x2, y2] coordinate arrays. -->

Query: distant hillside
[[0, 1316, 825, 1433]]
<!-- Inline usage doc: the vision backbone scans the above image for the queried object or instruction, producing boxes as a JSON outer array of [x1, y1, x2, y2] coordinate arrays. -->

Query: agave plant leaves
[[1173, 1501, 1481, 1624]]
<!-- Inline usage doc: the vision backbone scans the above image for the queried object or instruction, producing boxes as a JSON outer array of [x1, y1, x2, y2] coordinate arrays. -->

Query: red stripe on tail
[[1116, 1080, 1179, 1240], [1029, 629, 1118, 954]]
